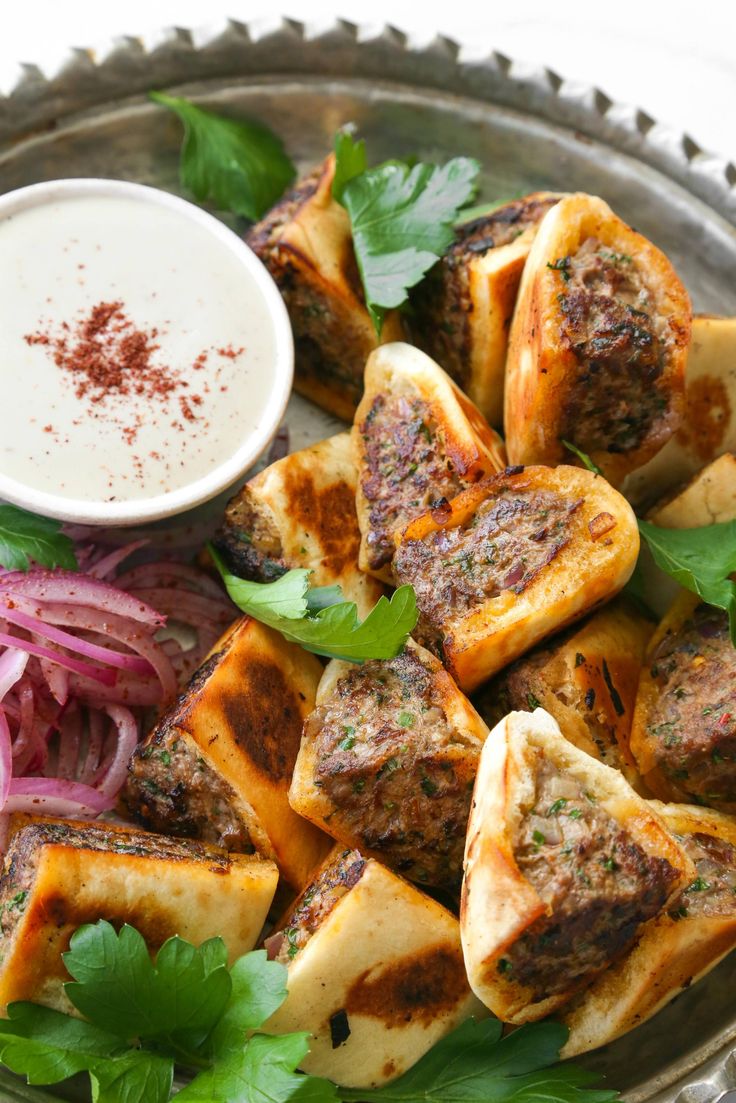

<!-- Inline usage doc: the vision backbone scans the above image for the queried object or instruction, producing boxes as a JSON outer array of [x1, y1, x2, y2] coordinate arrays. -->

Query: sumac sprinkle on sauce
[[25, 300, 184, 404]]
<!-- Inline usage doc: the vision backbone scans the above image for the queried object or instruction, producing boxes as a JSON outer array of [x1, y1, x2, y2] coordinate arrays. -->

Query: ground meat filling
[[360, 393, 465, 571], [393, 480, 582, 651], [308, 649, 480, 886], [501, 758, 678, 998], [556, 237, 671, 455], [123, 723, 255, 854], [647, 605, 736, 810], [213, 492, 287, 583], [267, 849, 366, 965], [670, 832, 736, 920], [411, 196, 560, 389]]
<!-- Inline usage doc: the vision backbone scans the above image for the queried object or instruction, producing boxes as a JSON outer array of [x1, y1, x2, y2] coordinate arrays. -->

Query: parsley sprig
[[211, 547, 418, 662], [0, 504, 77, 571], [561, 440, 736, 642], [333, 131, 480, 333], [0, 920, 618, 1103], [150, 92, 296, 221]]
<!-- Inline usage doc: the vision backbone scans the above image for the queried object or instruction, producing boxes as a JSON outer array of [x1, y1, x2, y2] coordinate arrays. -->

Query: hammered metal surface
[[0, 17, 734, 1103]]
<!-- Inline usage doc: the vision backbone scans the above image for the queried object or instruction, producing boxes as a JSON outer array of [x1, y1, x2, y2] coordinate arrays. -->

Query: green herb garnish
[[0, 922, 618, 1103], [150, 92, 295, 221], [211, 548, 417, 663], [0, 504, 77, 572], [333, 131, 480, 334], [637, 518, 736, 645], [339, 1019, 618, 1103], [562, 442, 736, 643]]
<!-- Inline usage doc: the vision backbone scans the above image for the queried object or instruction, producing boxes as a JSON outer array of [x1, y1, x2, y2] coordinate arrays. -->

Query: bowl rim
[[0, 176, 294, 526]]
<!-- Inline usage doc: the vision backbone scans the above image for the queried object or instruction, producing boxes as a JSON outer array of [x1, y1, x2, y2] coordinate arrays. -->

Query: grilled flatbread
[[0, 815, 277, 1015], [263, 846, 484, 1088], [461, 709, 693, 1022]]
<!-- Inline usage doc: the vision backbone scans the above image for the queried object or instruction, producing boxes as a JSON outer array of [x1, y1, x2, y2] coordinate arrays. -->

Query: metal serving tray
[[0, 17, 734, 1103]]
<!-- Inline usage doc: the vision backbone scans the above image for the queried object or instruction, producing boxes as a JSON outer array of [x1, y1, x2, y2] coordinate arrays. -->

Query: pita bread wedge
[[263, 846, 485, 1088], [289, 639, 489, 888], [352, 342, 506, 582], [409, 192, 563, 424], [121, 616, 331, 890], [460, 709, 694, 1023], [246, 155, 402, 420], [213, 432, 384, 616], [0, 815, 277, 1015], [392, 464, 639, 692], [476, 598, 653, 786], [504, 193, 691, 486], [562, 802, 736, 1056]]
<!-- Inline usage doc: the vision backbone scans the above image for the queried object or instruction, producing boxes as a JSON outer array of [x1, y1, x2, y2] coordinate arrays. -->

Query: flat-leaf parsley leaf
[[150, 92, 295, 220], [211, 548, 418, 662], [0, 504, 77, 571], [333, 132, 479, 333]]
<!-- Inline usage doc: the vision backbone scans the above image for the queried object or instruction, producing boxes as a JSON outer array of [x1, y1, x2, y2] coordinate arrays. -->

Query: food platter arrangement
[[0, 17, 734, 1103]]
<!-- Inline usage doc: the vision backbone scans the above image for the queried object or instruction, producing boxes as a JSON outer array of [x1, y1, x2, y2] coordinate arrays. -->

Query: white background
[[2, 0, 735, 164]]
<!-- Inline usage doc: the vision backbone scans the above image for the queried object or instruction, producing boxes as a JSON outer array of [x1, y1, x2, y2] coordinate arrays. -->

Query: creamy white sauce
[[0, 192, 277, 503]]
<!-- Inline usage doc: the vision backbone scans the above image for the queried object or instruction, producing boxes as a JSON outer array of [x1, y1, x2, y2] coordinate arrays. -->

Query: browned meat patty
[[306, 649, 480, 887], [646, 605, 736, 810], [500, 759, 678, 998], [358, 393, 464, 571], [557, 237, 672, 455]]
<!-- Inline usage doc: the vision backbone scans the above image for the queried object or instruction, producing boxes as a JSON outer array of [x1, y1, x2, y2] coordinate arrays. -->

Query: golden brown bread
[[561, 802, 736, 1056], [263, 845, 485, 1088], [392, 464, 639, 692], [213, 432, 384, 616], [289, 639, 489, 888], [409, 193, 564, 425], [0, 815, 278, 1015], [352, 342, 506, 582], [121, 616, 331, 890], [624, 315, 736, 508], [475, 597, 654, 787], [504, 193, 691, 486], [246, 155, 403, 420], [460, 709, 694, 1023]]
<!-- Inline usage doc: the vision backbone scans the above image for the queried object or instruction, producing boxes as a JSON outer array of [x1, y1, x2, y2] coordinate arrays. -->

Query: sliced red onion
[[0, 632, 117, 686], [95, 706, 138, 799], [88, 541, 148, 581], [0, 648, 29, 702], [5, 776, 115, 816], [0, 570, 165, 627], [0, 603, 154, 675], [115, 561, 227, 600], [0, 710, 12, 808]]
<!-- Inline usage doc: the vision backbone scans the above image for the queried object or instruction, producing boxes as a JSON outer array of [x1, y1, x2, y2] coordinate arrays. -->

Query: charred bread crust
[[121, 616, 331, 889], [504, 193, 691, 486], [352, 343, 507, 582], [460, 709, 694, 1023], [391, 464, 639, 692], [646, 452, 736, 528], [0, 814, 278, 1015], [409, 192, 564, 425], [561, 801, 736, 1056], [623, 316, 736, 509], [246, 154, 403, 421], [213, 432, 384, 616], [289, 639, 489, 888], [476, 597, 653, 787], [630, 593, 736, 813], [262, 845, 485, 1088]]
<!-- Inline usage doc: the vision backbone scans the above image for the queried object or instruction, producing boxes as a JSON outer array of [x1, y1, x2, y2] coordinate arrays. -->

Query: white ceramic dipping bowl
[[0, 178, 293, 526]]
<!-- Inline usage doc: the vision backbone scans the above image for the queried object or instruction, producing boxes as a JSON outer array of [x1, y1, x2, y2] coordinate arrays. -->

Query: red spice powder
[[25, 300, 182, 404]]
